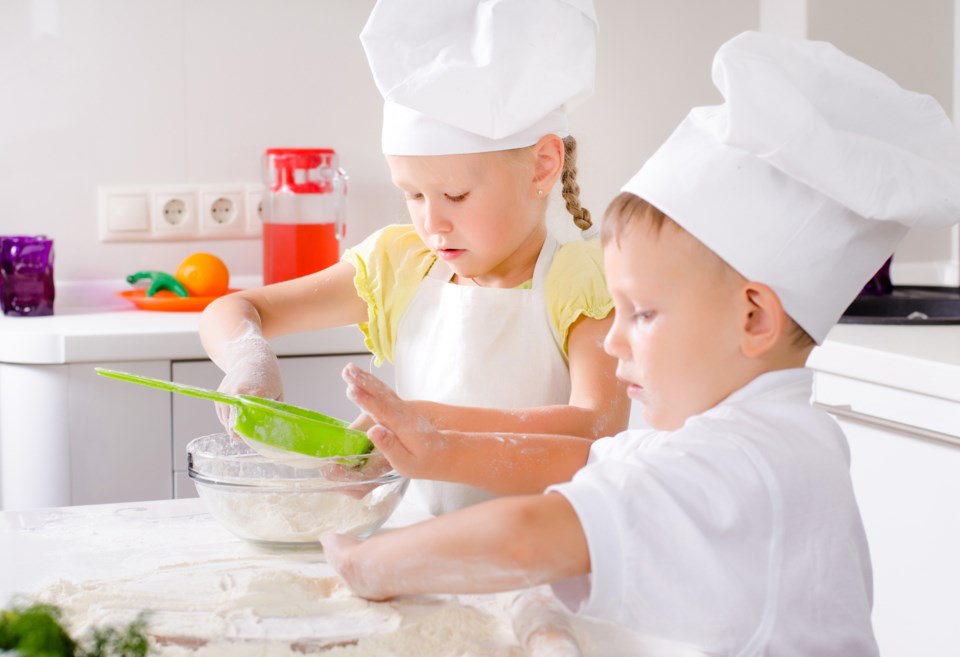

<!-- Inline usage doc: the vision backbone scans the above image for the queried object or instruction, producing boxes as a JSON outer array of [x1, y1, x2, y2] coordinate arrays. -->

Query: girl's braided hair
[[560, 135, 592, 230]]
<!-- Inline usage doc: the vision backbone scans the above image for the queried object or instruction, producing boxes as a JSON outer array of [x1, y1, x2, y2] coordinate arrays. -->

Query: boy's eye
[[445, 192, 468, 202]]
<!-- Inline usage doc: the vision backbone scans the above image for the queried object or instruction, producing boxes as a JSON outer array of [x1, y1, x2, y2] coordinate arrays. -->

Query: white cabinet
[[814, 373, 960, 657], [0, 360, 173, 509], [0, 351, 388, 510]]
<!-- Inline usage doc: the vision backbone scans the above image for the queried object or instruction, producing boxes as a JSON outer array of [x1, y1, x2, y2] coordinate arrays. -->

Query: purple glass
[[0, 235, 55, 316], [859, 256, 893, 296]]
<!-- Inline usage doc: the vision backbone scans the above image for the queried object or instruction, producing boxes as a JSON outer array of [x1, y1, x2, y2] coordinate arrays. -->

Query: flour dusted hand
[[343, 362, 444, 479], [213, 321, 283, 435], [511, 587, 583, 657]]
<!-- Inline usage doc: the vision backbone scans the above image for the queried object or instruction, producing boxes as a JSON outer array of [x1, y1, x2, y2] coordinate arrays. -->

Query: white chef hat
[[360, 0, 597, 156], [622, 30, 960, 343]]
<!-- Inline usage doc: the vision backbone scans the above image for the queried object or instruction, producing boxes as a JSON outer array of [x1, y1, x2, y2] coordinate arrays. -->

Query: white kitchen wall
[[807, 0, 959, 285], [0, 0, 955, 284], [0, 0, 758, 282]]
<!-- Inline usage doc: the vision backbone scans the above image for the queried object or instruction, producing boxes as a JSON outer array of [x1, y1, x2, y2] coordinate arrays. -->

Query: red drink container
[[261, 148, 347, 285]]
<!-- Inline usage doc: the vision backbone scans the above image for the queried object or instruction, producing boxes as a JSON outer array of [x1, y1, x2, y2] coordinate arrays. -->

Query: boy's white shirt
[[549, 368, 879, 657]]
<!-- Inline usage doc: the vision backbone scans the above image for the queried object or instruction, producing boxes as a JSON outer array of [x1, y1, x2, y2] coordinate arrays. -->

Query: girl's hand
[[215, 329, 284, 439], [342, 363, 444, 479], [348, 412, 376, 432]]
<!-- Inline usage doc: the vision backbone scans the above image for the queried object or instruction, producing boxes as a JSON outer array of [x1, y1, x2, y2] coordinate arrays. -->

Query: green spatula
[[96, 368, 372, 458]]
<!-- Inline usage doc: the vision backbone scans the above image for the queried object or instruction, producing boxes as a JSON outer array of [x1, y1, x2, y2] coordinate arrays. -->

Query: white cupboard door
[[171, 354, 387, 498], [69, 361, 174, 505], [840, 417, 960, 657]]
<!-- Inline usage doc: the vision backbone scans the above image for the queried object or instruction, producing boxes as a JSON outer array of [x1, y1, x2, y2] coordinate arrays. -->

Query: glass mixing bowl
[[187, 433, 408, 548]]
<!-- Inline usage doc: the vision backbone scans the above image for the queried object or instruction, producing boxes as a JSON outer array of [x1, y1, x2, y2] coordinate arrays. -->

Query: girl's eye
[[632, 310, 655, 323], [445, 192, 468, 202], [404, 192, 423, 201]]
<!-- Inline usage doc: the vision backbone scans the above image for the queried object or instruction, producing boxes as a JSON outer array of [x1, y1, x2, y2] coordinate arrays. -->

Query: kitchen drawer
[[813, 371, 960, 445]]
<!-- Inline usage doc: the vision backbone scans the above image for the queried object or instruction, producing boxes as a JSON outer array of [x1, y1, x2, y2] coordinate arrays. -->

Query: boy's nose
[[603, 317, 628, 360]]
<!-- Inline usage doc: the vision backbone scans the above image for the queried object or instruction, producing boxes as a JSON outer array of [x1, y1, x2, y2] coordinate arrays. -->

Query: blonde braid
[[561, 135, 592, 231]]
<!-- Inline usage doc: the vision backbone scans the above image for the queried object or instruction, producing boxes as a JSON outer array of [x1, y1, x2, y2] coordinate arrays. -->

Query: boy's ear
[[531, 134, 564, 190], [739, 282, 787, 358]]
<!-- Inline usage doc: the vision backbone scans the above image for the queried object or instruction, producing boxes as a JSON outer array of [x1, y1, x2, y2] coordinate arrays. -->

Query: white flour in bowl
[[197, 484, 400, 543]]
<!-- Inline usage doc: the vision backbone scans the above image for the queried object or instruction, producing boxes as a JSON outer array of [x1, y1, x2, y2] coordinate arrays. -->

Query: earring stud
[[537, 188, 544, 197]]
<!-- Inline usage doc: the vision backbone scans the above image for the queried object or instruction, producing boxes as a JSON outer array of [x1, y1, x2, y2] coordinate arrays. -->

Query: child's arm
[[345, 364, 592, 494], [201, 261, 366, 352], [199, 261, 367, 400], [321, 492, 589, 601], [405, 314, 629, 439]]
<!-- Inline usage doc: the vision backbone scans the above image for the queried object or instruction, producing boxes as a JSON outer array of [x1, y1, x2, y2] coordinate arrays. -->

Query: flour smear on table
[[34, 558, 525, 656]]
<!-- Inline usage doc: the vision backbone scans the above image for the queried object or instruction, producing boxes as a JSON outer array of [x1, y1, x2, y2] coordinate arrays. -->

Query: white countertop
[[810, 323, 960, 403], [0, 496, 667, 656], [0, 497, 519, 654], [2, 280, 958, 404], [0, 278, 369, 364]]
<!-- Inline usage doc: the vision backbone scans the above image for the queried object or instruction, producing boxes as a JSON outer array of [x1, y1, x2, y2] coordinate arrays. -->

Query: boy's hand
[[321, 533, 393, 601], [342, 363, 444, 479]]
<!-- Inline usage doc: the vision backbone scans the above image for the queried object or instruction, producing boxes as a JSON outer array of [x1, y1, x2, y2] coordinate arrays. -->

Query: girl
[[199, 0, 629, 514]]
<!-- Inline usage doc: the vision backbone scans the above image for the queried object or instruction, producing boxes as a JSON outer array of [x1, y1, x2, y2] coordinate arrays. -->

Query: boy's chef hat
[[623, 31, 960, 343], [360, 0, 597, 155]]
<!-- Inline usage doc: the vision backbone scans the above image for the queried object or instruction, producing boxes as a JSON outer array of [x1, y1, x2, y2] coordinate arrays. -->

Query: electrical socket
[[98, 183, 261, 242], [152, 189, 199, 238], [245, 185, 265, 237], [199, 188, 246, 238]]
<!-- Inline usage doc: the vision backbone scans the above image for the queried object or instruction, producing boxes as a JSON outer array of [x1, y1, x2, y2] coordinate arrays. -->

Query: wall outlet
[[245, 185, 265, 237], [98, 183, 261, 242], [199, 188, 246, 238], [152, 189, 199, 238]]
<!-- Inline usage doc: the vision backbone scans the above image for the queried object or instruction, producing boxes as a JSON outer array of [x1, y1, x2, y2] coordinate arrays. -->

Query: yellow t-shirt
[[341, 224, 613, 365]]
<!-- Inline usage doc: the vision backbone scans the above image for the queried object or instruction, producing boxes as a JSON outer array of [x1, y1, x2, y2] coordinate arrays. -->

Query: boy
[[322, 31, 960, 656]]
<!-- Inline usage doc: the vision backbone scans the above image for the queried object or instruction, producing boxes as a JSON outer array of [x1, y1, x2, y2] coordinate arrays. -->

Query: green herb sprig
[[0, 602, 150, 657]]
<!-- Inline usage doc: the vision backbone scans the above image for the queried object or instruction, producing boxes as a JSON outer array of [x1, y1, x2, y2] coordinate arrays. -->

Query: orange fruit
[[174, 252, 230, 297]]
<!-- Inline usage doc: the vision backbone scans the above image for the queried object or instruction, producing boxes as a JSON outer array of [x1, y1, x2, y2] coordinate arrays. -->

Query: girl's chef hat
[[623, 31, 960, 343], [360, 0, 597, 156]]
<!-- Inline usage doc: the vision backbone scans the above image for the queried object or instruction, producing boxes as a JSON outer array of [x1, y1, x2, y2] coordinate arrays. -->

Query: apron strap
[[425, 256, 453, 282], [531, 235, 559, 290]]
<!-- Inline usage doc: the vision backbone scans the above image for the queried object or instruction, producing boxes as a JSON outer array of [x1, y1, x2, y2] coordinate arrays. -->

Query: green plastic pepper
[[126, 271, 189, 298]]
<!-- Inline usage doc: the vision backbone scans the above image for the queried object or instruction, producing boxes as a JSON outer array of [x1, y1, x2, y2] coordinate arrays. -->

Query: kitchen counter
[[0, 496, 523, 654], [2, 280, 959, 395], [810, 323, 960, 403], [1, 282, 957, 378], [0, 278, 367, 364], [0, 496, 677, 656]]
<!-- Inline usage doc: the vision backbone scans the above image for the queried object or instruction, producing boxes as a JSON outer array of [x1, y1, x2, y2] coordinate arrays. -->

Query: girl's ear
[[531, 134, 565, 191], [739, 282, 787, 358]]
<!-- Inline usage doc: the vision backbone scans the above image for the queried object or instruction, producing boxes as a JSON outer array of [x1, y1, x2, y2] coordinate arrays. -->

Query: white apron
[[393, 235, 571, 515]]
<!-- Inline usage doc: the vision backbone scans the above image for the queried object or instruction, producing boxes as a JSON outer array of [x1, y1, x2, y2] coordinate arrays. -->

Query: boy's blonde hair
[[602, 192, 814, 348]]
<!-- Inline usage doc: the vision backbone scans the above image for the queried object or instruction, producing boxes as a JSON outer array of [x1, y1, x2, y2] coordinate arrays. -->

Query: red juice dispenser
[[261, 148, 348, 285]]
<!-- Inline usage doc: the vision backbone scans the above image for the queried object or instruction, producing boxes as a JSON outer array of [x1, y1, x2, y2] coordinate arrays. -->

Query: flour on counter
[[34, 558, 524, 657]]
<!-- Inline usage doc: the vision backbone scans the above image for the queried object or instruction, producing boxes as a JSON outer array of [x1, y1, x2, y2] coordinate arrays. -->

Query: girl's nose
[[422, 200, 452, 234]]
